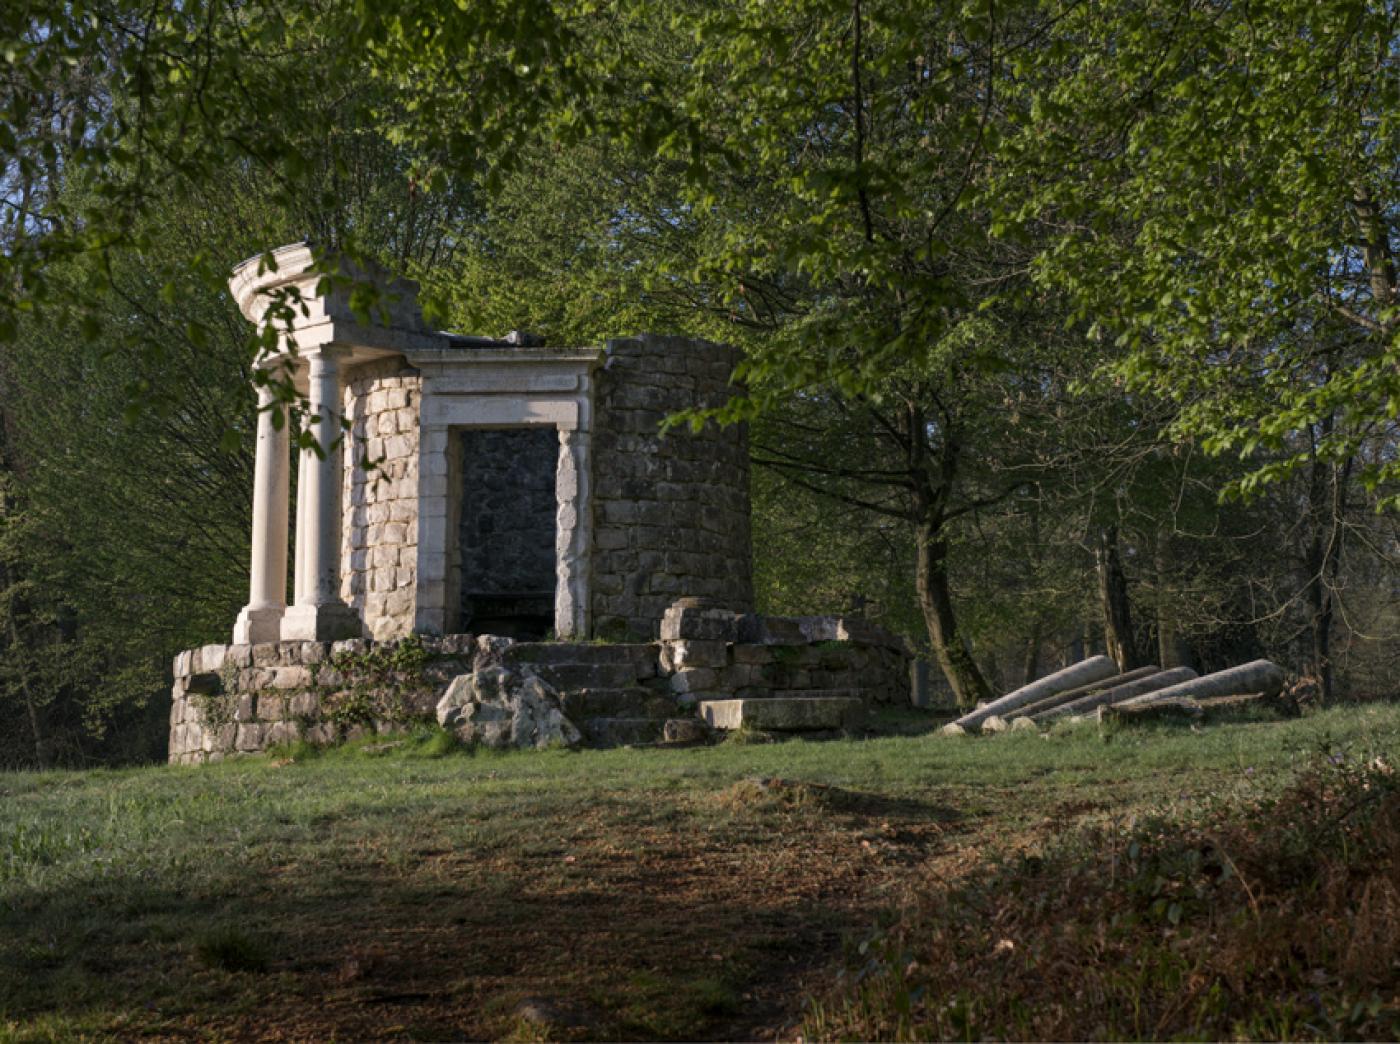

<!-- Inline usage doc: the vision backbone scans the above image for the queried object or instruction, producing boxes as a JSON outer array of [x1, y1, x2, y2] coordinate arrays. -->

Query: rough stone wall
[[341, 359, 422, 640], [659, 604, 911, 708], [457, 428, 558, 631], [590, 335, 753, 639], [166, 612, 911, 762], [168, 637, 476, 764]]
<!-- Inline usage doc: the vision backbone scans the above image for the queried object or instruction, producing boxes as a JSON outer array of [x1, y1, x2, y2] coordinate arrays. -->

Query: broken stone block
[[698, 696, 864, 731], [660, 603, 743, 642], [436, 665, 581, 750]]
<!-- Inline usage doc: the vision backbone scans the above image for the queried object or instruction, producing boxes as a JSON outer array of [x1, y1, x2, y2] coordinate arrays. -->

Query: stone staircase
[[502, 642, 677, 747], [500, 641, 877, 747]]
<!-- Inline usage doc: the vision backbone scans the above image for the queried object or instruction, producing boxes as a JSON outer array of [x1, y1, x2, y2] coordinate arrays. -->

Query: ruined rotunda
[[167, 243, 911, 762]]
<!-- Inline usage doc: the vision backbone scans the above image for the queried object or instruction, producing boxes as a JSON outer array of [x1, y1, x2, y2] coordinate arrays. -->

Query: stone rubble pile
[[435, 665, 582, 750], [941, 656, 1286, 736]]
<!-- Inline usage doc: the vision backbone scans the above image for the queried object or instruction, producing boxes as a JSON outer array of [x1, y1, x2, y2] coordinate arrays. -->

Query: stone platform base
[[168, 611, 913, 763]]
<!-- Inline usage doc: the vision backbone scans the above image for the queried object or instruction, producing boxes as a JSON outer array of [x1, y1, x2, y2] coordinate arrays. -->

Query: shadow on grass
[[0, 785, 945, 1040]]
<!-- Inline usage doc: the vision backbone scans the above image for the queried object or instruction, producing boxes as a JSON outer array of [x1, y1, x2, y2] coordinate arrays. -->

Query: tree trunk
[[1095, 526, 1142, 672], [915, 520, 992, 710], [1021, 622, 1042, 687], [1153, 526, 1184, 668], [1302, 430, 1350, 703], [6, 603, 49, 769]]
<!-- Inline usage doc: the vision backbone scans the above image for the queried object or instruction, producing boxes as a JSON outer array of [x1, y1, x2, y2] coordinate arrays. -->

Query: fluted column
[[232, 382, 290, 644], [281, 347, 361, 641]]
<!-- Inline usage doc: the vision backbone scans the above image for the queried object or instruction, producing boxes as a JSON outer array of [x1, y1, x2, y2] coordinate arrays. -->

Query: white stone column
[[233, 382, 290, 644], [282, 347, 362, 641], [293, 422, 311, 606], [555, 423, 593, 639]]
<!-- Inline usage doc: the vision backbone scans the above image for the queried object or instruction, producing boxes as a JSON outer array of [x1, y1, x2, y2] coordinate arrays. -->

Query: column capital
[[306, 344, 351, 371]]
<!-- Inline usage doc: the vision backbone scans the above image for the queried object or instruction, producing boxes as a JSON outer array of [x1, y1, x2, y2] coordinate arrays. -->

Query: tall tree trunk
[[1303, 420, 1350, 703], [1096, 525, 1142, 672], [905, 396, 992, 711], [915, 520, 992, 710], [1021, 491, 1043, 684], [3, 580, 48, 769], [1022, 618, 1042, 687], [1154, 525, 1182, 668]]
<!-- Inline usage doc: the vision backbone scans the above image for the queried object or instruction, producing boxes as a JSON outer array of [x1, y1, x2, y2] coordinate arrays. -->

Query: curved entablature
[[229, 242, 444, 370]]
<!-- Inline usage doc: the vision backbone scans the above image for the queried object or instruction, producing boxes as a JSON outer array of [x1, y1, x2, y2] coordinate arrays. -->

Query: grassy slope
[[2, 705, 1398, 1040]]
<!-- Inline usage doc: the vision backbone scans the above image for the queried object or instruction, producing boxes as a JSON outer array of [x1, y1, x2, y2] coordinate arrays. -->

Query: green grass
[[2, 706, 1399, 1039]]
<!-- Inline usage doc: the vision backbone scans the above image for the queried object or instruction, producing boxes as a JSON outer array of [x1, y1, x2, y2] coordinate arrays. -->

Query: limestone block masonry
[[168, 636, 477, 764], [340, 359, 423, 640], [591, 336, 754, 639]]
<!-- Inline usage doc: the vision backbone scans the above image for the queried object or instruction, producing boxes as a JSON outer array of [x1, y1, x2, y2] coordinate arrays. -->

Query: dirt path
[[185, 781, 969, 1041]]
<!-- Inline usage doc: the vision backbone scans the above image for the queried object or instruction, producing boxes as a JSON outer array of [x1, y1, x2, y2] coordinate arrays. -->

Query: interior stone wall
[[456, 428, 558, 637], [341, 359, 422, 640], [590, 335, 754, 640]]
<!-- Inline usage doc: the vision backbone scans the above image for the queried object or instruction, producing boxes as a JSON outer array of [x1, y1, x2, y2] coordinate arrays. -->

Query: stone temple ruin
[[167, 243, 911, 762]]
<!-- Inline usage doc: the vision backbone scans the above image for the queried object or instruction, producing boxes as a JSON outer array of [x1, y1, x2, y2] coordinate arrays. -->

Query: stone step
[[504, 642, 659, 671], [579, 717, 667, 748], [697, 697, 865, 732], [739, 687, 863, 701], [557, 687, 677, 720], [529, 661, 647, 691]]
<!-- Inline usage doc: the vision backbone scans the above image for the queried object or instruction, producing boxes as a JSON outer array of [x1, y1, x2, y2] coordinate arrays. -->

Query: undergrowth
[[805, 747, 1400, 1041], [265, 724, 463, 763]]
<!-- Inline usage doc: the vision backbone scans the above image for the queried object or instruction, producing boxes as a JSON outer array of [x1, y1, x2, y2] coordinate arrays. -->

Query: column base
[[233, 605, 285, 645], [281, 602, 363, 641]]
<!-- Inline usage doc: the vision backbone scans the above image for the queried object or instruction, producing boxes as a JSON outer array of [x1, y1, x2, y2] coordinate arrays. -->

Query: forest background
[[1, 0, 1397, 767]]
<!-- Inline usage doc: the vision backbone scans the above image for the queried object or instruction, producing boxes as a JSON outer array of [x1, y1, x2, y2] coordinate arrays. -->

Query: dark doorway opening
[[457, 428, 558, 639]]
